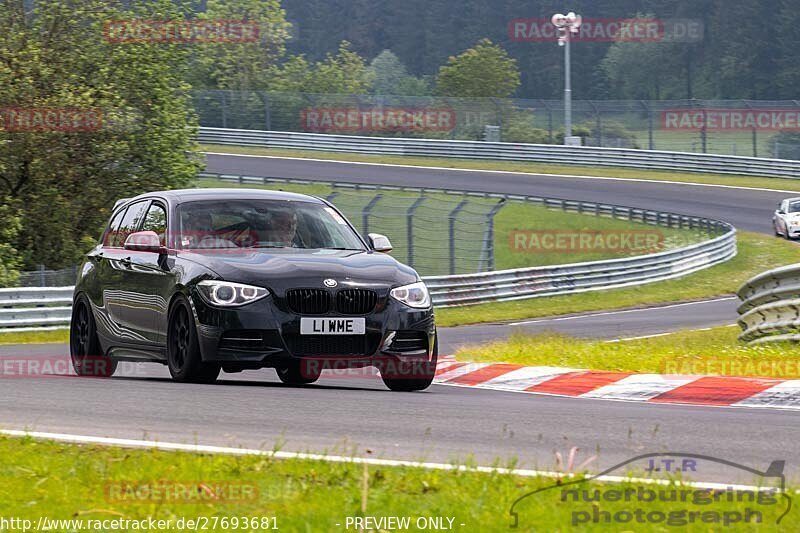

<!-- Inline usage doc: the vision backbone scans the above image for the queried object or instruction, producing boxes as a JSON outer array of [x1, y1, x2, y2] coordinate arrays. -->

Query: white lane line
[[508, 297, 738, 327], [605, 324, 738, 343], [477, 366, 579, 391], [0, 429, 783, 492], [734, 380, 800, 409], [202, 152, 800, 194], [580, 374, 702, 401], [435, 362, 492, 382]]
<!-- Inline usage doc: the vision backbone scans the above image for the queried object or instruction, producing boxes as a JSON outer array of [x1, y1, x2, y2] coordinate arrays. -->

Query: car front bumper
[[189, 288, 436, 370]]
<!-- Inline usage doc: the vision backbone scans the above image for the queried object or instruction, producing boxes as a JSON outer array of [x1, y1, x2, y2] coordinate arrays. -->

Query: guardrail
[[198, 127, 800, 178], [1, 177, 737, 329], [737, 264, 800, 344], [0, 287, 73, 332]]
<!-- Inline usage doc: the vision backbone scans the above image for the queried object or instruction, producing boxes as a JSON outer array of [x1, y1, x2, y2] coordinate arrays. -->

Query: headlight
[[196, 280, 269, 307], [390, 281, 431, 309]]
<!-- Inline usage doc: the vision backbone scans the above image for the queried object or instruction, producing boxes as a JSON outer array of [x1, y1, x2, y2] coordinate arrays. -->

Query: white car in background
[[773, 198, 800, 239]]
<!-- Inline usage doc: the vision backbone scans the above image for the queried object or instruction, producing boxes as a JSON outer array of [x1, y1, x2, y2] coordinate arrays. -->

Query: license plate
[[300, 317, 365, 335]]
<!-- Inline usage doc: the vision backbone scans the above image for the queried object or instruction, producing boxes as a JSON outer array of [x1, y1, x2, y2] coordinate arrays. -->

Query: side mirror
[[777, 210, 786, 215], [368, 233, 393, 253], [124, 231, 166, 254]]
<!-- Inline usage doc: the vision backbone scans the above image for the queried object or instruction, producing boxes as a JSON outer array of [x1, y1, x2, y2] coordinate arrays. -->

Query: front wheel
[[70, 295, 117, 377], [380, 333, 438, 392], [167, 297, 220, 384]]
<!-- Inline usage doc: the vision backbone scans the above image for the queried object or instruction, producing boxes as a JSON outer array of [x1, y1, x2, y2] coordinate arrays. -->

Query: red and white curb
[[433, 358, 800, 410]]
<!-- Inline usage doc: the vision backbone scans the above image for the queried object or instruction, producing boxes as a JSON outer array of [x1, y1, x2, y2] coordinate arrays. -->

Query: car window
[[176, 199, 365, 250], [141, 203, 167, 245], [110, 201, 149, 248], [102, 209, 126, 247]]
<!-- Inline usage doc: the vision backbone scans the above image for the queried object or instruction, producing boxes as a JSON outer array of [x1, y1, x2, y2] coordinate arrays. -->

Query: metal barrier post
[[485, 199, 506, 272], [362, 194, 383, 235], [448, 199, 469, 275], [406, 196, 427, 268]]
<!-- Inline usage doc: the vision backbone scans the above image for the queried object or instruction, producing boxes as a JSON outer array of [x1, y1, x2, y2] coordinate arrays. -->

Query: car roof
[[126, 188, 326, 206], [785, 197, 800, 203]]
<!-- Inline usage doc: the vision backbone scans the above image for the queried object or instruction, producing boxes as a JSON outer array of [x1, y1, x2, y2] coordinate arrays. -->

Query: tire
[[167, 297, 220, 384], [70, 295, 117, 377], [276, 359, 321, 385], [380, 332, 438, 392]]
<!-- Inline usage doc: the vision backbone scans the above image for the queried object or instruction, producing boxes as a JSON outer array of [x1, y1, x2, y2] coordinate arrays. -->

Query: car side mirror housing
[[778, 210, 786, 215], [368, 233, 393, 253], [124, 231, 166, 254]]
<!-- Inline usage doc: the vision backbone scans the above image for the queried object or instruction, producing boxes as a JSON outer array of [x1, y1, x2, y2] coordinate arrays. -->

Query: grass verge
[[435, 232, 799, 327], [0, 436, 793, 531], [0, 329, 68, 345], [201, 143, 800, 193], [458, 326, 800, 380]]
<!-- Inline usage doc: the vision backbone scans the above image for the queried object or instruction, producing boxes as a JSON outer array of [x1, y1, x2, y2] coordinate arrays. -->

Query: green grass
[[196, 178, 709, 276], [458, 326, 800, 379], [0, 436, 794, 531], [435, 232, 800, 327], [0, 329, 67, 345], [201, 143, 800, 192]]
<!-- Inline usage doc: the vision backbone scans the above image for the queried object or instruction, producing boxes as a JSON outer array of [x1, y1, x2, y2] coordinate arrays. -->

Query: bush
[[0, 201, 22, 287]]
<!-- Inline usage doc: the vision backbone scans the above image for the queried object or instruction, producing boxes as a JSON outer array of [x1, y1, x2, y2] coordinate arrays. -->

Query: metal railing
[[0, 287, 73, 331], [737, 264, 800, 344], [198, 127, 800, 178], [1, 180, 737, 329]]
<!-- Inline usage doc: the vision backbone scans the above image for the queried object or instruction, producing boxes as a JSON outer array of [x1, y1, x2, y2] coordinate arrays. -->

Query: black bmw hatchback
[[70, 188, 437, 391]]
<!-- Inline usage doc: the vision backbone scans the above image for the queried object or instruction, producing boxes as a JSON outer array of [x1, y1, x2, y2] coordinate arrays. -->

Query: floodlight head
[[551, 13, 566, 27], [572, 14, 582, 28], [565, 12, 577, 24]]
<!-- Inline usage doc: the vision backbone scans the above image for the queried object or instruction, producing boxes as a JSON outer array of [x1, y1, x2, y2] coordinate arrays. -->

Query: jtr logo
[[645, 458, 697, 473]]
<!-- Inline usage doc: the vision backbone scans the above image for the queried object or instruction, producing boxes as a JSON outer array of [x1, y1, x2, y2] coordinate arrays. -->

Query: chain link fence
[[193, 91, 800, 159]]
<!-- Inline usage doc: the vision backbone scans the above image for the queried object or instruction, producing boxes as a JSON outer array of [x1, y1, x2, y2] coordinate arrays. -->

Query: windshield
[[176, 199, 365, 251], [788, 202, 800, 214]]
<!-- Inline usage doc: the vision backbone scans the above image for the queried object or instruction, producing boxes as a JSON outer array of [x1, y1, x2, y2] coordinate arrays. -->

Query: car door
[[129, 200, 175, 347], [98, 199, 154, 346]]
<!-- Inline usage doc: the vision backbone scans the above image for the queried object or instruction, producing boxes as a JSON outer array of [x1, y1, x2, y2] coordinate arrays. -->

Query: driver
[[264, 210, 298, 246]]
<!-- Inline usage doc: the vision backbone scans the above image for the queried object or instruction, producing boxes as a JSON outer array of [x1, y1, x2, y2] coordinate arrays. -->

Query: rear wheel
[[381, 332, 438, 392], [276, 359, 321, 385], [167, 298, 220, 384], [70, 295, 117, 377]]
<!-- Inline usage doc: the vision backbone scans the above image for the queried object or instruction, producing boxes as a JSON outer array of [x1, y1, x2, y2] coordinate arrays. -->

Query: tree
[[369, 50, 431, 96], [303, 41, 372, 94], [192, 0, 292, 91], [435, 39, 520, 98], [0, 0, 201, 268]]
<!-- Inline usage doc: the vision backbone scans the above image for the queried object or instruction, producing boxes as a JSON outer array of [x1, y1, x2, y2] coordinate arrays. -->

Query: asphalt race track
[[0, 344, 798, 485], [3, 155, 799, 485]]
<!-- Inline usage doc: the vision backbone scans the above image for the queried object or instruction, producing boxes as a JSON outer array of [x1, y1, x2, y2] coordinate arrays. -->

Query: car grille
[[286, 289, 331, 314], [336, 289, 377, 315], [285, 334, 380, 356], [285, 288, 378, 315]]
